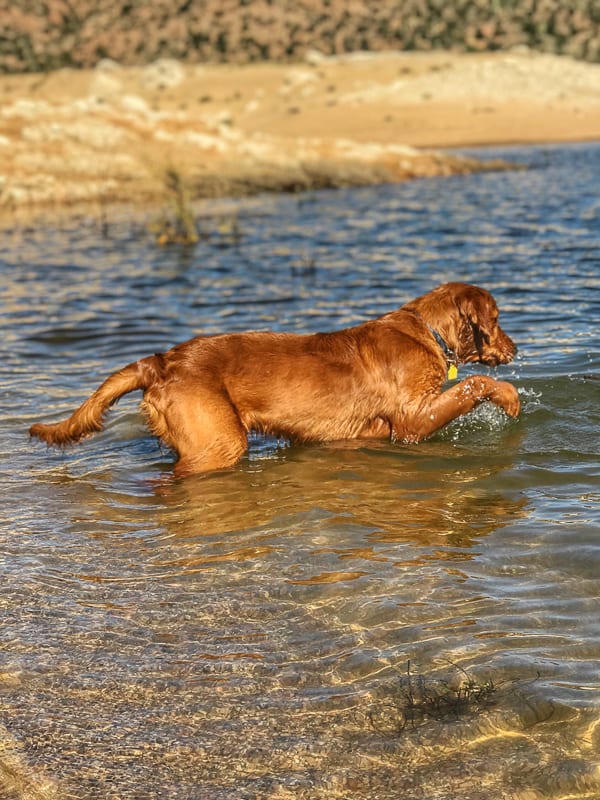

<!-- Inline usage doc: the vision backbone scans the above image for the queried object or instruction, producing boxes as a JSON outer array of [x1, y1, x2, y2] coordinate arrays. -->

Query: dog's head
[[405, 282, 517, 367], [452, 283, 517, 366]]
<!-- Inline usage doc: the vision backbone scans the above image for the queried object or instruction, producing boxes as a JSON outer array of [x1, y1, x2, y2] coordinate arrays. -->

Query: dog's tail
[[29, 355, 162, 447]]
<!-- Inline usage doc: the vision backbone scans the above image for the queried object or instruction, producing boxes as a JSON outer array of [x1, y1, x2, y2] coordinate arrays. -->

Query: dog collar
[[405, 308, 458, 380], [428, 326, 458, 381]]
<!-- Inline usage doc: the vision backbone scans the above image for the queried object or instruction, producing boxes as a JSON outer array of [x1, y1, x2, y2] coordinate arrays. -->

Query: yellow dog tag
[[447, 364, 458, 381]]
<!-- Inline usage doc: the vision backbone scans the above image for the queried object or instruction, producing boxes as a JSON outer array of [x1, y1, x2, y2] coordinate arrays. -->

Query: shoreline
[[0, 51, 599, 228]]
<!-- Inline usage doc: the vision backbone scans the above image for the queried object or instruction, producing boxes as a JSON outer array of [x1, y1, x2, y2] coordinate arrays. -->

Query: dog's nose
[[502, 335, 517, 360]]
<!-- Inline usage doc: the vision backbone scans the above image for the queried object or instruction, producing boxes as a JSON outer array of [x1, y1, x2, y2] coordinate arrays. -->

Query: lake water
[[0, 142, 599, 800]]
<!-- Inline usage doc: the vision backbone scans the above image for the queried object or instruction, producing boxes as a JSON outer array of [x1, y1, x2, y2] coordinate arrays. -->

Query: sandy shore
[[1, 50, 599, 225]]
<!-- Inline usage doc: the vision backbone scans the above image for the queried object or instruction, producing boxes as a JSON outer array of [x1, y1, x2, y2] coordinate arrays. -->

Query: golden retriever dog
[[30, 282, 520, 477]]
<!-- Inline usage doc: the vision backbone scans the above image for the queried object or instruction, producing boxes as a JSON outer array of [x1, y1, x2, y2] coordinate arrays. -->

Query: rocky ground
[[1, 49, 599, 226], [3, 0, 600, 71]]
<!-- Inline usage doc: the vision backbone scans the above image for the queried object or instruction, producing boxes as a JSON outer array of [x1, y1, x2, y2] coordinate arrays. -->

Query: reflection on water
[[1, 143, 599, 799]]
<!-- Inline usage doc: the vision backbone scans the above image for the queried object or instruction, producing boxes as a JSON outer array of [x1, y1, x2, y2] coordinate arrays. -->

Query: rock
[[120, 94, 152, 115], [95, 58, 122, 73], [90, 70, 123, 98], [141, 59, 186, 91], [304, 48, 328, 65]]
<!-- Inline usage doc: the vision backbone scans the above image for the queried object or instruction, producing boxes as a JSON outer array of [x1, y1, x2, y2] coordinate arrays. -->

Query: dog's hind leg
[[157, 388, 248, 477]]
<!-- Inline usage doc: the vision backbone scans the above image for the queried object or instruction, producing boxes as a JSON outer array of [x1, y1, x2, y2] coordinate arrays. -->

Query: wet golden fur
[[30, 282, 520, 477]]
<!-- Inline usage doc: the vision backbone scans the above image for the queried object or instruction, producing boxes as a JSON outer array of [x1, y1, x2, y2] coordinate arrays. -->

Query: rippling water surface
[[1, 143, 599, 799]]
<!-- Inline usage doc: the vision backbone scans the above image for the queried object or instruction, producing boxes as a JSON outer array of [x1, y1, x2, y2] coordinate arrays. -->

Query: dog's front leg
[[395, 375, 520, 443], [356, 417, 392, 439]]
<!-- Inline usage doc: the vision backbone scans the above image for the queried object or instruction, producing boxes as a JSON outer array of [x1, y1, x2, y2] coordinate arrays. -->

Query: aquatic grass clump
[[150, 166, 247, 248], [368, 661, 498, 737], [150, 166, 200, 246]]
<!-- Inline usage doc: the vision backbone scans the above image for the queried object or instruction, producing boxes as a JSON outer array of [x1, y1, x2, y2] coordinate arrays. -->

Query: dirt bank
[[1, 50, 599, 224]]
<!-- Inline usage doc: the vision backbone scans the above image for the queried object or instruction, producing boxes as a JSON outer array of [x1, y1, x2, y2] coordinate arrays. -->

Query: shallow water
[[0, 142, 599, 799]]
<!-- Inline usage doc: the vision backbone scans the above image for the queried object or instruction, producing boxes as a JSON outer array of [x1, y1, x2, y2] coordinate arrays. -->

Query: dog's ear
[[456, 288, 497, 341]]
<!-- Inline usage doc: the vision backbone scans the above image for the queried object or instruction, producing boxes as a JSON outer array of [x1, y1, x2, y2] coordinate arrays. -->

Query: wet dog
[[30, 282, 520, 476]]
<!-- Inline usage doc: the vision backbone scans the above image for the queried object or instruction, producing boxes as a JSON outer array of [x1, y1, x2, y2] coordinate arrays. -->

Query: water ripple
[[0, 142, 599, 799]]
